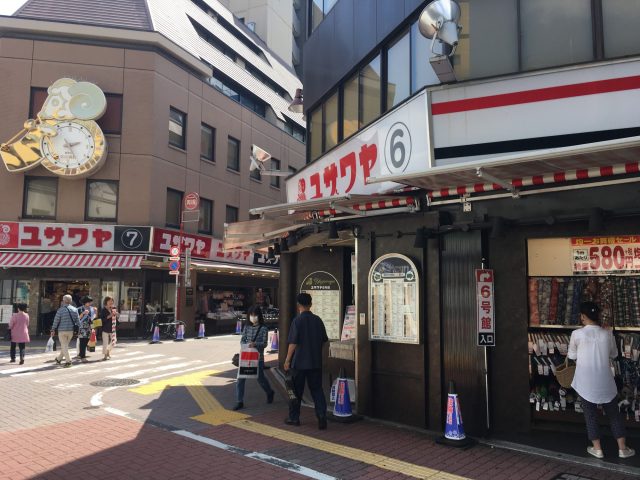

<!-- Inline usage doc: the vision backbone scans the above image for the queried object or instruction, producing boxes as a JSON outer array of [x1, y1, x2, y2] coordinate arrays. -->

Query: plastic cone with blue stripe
[[268, 328, 279, 353], [150, 325, 161, 344], [437, 381, 474, 448], [195, 322, 207, 339], [234, 319, 243, 335], [174, 323, 185, 341], [333, 368, 352, 417]]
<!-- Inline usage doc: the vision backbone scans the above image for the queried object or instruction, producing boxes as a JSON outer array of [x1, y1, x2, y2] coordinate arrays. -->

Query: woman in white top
[[567, 302, 634, 459]]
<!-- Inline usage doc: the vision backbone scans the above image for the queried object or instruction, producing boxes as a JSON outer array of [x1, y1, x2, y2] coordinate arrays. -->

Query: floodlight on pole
[[418, 0, 462, 83], [249, 144, 290, 176], [288, 88, 303, 113]]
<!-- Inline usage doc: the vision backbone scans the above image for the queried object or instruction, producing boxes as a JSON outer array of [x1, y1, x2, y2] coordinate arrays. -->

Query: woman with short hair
[[76, 296, 95, 363], [568, 302, 635, 459], [9, 304, 30, 365]]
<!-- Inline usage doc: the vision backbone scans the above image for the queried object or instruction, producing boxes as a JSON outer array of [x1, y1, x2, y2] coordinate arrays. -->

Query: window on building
[[250, 165, 262, 181], [520, 0, 593, 71], [309, 0, 337, 33], [166, 188, 183, 228], [169, 107, 186, 149], [85, 180, 118, 221], [208, 71, 267, 117], [199, 198, 213, 235], [386, 30, 411, 110], [602, 0, 640, 58], [270, 159, 281, 188], [201, 123, 215, 161], [323, 91, 338, 151], [342, 73, 359, 139], [23, 177, 57, 219], [309, 107, 322, 161], [360, 54, 381, 127], [226, 205, 239, 224], [227, 136, 240, 171], [284, 118, 306, 142], [30, 89, 124, 135]]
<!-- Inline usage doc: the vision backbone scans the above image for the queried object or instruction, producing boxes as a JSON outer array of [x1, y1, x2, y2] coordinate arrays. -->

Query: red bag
[[88, 329, 97, 352]]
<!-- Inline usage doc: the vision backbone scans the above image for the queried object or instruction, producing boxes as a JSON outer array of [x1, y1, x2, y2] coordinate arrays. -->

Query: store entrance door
[[39, 280, 91, 335]]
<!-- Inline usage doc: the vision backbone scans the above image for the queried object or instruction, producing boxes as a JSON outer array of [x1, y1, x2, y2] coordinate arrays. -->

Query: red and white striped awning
[[0, 252, 143, 269], [428, 160, 640, 199], [309, 196, 417, 218]]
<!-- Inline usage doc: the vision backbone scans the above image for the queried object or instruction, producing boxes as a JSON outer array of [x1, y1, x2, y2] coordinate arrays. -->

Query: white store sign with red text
[[286, 91, 430, 203]]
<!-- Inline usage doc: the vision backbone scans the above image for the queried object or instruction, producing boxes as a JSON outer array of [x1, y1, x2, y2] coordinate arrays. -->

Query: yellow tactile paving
[[186, 384, 249, 425], [230, 419, 470, 480]]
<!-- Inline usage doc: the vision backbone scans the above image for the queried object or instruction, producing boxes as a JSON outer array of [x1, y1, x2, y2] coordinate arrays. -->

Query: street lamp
[[288, 88, 303, 113]]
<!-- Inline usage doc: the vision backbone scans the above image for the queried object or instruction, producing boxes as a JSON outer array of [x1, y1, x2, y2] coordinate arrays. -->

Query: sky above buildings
[[0, 0, 27, 15]]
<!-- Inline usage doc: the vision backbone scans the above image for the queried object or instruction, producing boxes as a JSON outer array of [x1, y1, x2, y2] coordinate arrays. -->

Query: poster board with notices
[[0, 305, 13, 324], [341, 305, 356, 341], [118, 310, 137, 322], [300, 271, 341, 340], [369, 254, 419, 344]]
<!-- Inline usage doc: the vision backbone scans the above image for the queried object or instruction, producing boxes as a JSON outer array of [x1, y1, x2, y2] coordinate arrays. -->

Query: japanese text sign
[[0, 222, 150, 252], [152, 228, 211, 259], [476, 269, 495, 347], [286, 91, 430, 203], [571, 236, 640, 275]]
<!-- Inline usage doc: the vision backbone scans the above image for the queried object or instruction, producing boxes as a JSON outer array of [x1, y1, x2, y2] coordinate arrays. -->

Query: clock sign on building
[[0, 78, 108, 178]]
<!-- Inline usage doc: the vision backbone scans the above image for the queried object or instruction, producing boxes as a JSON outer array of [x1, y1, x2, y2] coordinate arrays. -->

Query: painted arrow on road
[[129, 369, 249, 426]]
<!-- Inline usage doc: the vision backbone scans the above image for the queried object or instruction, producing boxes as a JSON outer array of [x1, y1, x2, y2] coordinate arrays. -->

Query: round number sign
[[184, 192, 200, 211]]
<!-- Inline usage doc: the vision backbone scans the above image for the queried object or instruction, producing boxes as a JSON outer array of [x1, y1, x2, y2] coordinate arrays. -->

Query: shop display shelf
[[532, 408, 640, 428], [612, 326, 640, 331], [528, 325, 581, 329]]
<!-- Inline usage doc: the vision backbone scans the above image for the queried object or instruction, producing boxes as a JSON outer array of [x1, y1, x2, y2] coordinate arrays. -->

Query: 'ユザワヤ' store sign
[[152, 227, 279, 268], [285, 92, 430, 203], [0, 222, 150, 252]]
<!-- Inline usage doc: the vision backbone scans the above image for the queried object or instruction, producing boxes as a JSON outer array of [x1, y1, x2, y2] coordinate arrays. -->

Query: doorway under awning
[[223, 194, 420, 250]]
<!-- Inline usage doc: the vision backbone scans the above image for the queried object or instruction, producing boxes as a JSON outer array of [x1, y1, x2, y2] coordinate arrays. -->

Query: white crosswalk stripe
[[108, 360, 203, 379], [0, 351, 145, 375]]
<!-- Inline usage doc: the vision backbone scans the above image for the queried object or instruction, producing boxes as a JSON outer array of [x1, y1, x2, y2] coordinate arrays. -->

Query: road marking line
[[229, 420, 470, 480], [0, 350, 145, 375], [109, 360, 203, 379], [32, 355, 170, 382], [174, 430, 337, 480]]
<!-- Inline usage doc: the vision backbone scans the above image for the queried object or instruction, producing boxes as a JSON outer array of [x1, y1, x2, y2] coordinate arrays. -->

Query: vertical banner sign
[[476, 269, 495, 346]]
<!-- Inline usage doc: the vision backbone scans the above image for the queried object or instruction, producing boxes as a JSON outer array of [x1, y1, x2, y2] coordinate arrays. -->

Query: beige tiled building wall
[[0, 37, 306, 235]]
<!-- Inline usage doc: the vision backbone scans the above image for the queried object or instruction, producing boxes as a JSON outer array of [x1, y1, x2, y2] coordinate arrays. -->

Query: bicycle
[[157, 318, 186, 340]]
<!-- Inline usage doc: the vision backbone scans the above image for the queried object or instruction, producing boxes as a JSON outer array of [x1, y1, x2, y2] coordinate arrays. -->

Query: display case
[[528, 275, 640, 426]]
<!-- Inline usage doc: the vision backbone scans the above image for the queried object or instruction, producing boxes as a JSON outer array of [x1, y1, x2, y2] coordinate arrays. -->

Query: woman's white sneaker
[[619, 447, 635, 458], [587, 447, 604, 458]]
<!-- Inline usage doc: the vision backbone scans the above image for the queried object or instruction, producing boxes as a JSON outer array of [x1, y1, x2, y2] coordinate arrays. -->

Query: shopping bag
[[45, 336, 55, 353], [88, 329, 96, 352], [237, 343, 259, 379], [76, 337, 80, 354]]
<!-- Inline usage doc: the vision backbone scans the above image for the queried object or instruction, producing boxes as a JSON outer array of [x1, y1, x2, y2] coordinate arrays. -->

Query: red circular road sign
[[184, 192, 200, 211], [169, 246, 180, 257]]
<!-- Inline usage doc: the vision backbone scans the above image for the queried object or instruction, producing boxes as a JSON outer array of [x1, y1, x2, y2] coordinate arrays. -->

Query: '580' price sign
[[571, 236, 640, 275]]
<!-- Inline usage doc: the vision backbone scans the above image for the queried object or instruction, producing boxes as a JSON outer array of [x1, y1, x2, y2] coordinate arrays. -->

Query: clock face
[[40, 120, 107, 178]]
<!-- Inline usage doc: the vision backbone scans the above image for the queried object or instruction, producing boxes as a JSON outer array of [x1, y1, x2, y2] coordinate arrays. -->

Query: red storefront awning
[[0, 252, 143, 269]]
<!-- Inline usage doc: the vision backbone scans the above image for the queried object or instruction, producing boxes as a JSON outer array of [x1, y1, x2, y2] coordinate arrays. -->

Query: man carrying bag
[[51, 294, 80, 368]]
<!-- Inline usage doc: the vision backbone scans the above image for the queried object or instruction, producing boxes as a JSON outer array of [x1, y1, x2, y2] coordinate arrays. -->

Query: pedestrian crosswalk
[[0, 347, 207, 386]]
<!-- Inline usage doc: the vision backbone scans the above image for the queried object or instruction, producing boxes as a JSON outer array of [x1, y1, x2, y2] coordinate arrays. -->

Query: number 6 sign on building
[[476, 269, 495, 347]]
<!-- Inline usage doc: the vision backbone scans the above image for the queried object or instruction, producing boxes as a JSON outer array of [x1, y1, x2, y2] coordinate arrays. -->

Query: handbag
[[232, 325, 265, 367], [555, 357, 576, 388], [66, 307, 79, 336]]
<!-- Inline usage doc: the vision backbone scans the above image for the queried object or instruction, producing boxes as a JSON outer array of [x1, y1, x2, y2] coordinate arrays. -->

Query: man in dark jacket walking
[[284, 293, 329, 429]]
